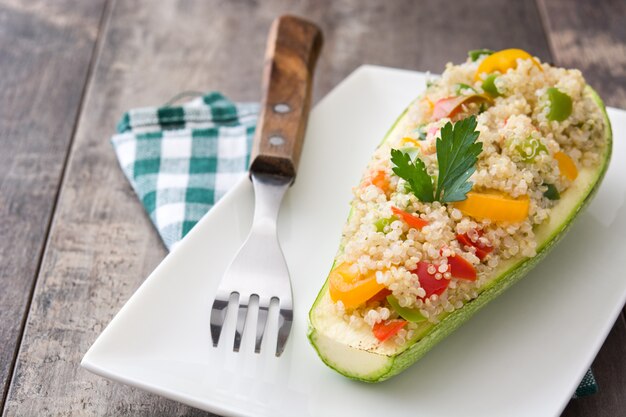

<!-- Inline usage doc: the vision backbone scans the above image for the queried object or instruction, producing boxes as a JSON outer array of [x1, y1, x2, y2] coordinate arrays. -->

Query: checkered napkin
[[110, 91, 597, 397], [112, 92, 259, 250]]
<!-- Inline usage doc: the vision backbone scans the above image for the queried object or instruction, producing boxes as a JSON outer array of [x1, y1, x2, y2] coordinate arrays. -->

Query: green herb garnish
[[435, 116, 483, 201], [390, 149, 435, 202], [391, 116, 482, 203]]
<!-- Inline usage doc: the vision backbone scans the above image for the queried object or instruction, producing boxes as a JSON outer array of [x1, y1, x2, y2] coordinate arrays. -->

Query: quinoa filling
[[328, 49, 606, 347]]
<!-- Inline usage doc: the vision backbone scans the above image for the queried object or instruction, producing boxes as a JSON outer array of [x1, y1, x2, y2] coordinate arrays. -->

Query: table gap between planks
[[0, 0, 624, 416]]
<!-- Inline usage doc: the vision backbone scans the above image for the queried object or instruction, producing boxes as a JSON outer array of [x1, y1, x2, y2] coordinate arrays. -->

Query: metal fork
[[209, 15, 323, 356]]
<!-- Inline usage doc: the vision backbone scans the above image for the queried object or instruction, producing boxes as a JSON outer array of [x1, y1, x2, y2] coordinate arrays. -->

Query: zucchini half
[[307, 86, 612, 382]]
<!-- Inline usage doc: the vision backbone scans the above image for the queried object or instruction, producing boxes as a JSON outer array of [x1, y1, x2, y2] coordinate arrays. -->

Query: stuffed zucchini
[[308, 49, 612, 382]]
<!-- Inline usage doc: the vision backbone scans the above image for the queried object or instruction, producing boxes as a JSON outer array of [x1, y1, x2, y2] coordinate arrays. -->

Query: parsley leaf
[[390, 148, 434, 202], [435, 116, 482, 202], [390, 116, 482, 204]]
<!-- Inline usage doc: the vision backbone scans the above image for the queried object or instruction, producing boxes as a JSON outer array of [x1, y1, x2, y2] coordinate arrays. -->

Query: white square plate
[[83, 66, 626, 417]]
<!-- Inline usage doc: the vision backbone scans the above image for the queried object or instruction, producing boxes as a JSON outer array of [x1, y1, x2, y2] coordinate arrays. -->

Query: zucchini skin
[[308, 86, 612, 383]]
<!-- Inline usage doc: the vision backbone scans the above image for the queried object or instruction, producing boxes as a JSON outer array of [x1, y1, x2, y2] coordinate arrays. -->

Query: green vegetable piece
[[387, 296, 427, 323], [454, 83, 477, 95], [516, 136, 548, 162], [482, 74, 500, 97], [390, 149, 435, 202], [468, 49, 494, 61], [547, 87, 573, 121], [435, 116, 483, 202], [543, 183, 560, 200], [412, 125, 428, 141], [391, 116, 483, 204], [375, 216, 396, 233]]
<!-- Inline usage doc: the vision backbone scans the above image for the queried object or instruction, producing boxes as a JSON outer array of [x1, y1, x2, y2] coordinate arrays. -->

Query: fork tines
[[210, 290, 293, 356]]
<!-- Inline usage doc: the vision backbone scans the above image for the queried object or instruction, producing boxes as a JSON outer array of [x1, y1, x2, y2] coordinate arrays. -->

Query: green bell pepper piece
[[468, 49, 494, 62], [412, 124, 428, 141], [375, 216, 397, 233], [543, 183, 560, 200], [516, 136, 548, 162], [454, 83, 478, 95], [387, 295, 427, 323], [547, 87, 573, 121], [482, 74, 500, 97]]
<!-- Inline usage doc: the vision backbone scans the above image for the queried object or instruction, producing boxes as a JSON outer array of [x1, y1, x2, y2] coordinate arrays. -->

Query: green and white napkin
[[112, 92, 258, 250], [110, 91, 598, 398]]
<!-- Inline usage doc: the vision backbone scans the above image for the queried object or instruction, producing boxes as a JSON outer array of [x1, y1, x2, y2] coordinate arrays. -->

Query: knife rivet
[[273, 103, 291, 114], [269, 135, 285, 146]]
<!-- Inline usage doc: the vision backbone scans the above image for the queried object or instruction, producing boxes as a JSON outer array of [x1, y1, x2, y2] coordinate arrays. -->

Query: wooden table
[[1, 0, 624, 415]]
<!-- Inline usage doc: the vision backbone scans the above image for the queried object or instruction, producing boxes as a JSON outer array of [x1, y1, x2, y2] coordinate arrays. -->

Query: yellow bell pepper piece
[[329, 263, 385, 309], [474, 49, 542, 81], [554, 151, 578, 181], [401, 137, 421, 147], [454, 191, 530, 222]]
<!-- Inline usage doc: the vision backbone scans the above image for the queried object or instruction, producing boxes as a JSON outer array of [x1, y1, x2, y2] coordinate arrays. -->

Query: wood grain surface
[[0, 0, 107, 408], [538, 0, 626, 108], [0, 0, 623, 416]]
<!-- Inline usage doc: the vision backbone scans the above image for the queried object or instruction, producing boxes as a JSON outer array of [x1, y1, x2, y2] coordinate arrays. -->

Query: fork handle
[[249, 15, 323, 179]]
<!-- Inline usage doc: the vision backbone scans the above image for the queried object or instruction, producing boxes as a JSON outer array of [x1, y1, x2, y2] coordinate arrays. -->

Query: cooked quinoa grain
[[330, 52, 606, 346]]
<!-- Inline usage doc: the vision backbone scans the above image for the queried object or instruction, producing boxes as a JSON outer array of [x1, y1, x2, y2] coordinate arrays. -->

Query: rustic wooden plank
[[2, 0, 551, 415], [536, 0, 626, 108], [308, 0, 552, 100], [536, 1, 626, 414], [0, 0, 107, 408]]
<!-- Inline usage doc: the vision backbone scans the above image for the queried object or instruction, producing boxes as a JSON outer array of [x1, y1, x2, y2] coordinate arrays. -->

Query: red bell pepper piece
[[457, 232, 493, 261], [372, 319, 407, 342], [391, 206, 429, 230], [414, 261, 449, 299], [447, 253, 477, 281], [368, 288, 392, 303]]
